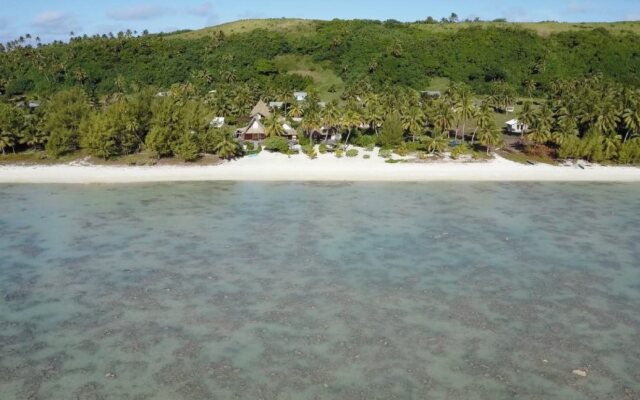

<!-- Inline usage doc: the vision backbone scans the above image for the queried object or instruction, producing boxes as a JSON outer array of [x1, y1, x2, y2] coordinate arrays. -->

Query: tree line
[[1, 20, 639, 99], [2, 75, 638, 163]]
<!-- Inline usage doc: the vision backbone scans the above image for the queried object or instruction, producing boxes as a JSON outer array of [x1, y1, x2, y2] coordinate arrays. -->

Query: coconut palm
[[518, 101, 536, 138], [402, 106, 425, 142], [264, 113, 285, 138], [593, 100, 620, 135], [364, 101, 384, 135], [454, 87, 475, 142], [214, 133, 241, 160], [301, 112, 321, 142], [523, 79, 536, 99], [0, 132, 15, 155], [322, 101, 341, 140], [423, 132, 449, 154], [622, 102, 640, 142], [477, 126, 502, 154], [340, 108, 362, 148], [472, 102, 494, 145], [553, 118, 579, 147], [528, 103, 554, 145], [601, 132, 621, 160], [433, 101, 455, 137], [288, 102, 304, 119]]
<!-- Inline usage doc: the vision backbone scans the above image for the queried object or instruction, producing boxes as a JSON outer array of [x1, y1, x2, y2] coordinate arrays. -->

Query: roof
[[505, 119, 519, 125], [269, 101, 284, 108], [250, 100, 271, 118], [283, 123, 298, 136], [241, 118, 267, 135]]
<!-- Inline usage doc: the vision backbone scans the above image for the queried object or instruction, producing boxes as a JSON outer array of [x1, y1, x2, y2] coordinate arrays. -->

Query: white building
[[505, 119, 528, 134], [293, 91, 308, 102], [210, 117, 225, 128]]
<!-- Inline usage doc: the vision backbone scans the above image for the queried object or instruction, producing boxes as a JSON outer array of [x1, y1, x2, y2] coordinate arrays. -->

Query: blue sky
[[1, 0, 639, 43]]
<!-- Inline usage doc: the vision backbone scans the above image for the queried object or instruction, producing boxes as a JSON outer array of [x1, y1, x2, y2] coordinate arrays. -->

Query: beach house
[[505, 119, 528, 134]]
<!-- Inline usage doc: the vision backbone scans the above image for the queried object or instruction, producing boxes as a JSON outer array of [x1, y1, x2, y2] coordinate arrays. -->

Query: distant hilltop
[[169, 17, 640, 39]]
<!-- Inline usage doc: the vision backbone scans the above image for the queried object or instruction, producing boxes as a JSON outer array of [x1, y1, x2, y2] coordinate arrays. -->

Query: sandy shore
[[1, 149, 639, 183]]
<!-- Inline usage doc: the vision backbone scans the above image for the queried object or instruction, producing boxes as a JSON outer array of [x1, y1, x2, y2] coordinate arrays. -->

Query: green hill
[[2, 18, 640, 100], [172, 18, 640, 39], [172, 18, 318, 39]]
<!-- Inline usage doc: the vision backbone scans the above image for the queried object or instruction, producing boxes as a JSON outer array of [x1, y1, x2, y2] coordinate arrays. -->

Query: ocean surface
[[0, 182, 639, 400]]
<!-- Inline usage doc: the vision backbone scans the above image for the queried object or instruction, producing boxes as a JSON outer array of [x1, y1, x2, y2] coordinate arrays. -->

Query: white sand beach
[[1, 149, 639, 184]]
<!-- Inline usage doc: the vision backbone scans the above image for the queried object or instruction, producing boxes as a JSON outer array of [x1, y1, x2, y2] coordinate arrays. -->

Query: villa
[[505, 119, 529, 134], [294, 91, 308, 102], [235, 101, 299, 144]]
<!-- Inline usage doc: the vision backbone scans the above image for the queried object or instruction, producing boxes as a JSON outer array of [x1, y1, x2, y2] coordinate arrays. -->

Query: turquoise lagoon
[[0, 182, 639, 399]]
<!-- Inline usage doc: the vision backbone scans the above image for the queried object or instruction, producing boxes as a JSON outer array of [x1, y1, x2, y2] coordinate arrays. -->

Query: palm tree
[[341, 108, 362, 148], [364, 100, 384, 135], [528, 103, 554, 146], [423, 132, 448, 154], [472, 102, 494, 145], [553, 118, 578, 147], [454, 87, 475, 142], [288, 102, 304, 119], [321, 102, 341, 140], [402, 106, 425, 142], [433, 101, 455, 137], [301, 112, 321, 143], [593, 100, 620, 135], [214, 133, 241, 160], [523, 79, 536, 99], [0, 132, 15, 155], [622, 102, 640, 142], [477, 126, 502, 154], [264, 113, 285, 138], [518, 101, 536, 138], [602, 132, 621, 160]]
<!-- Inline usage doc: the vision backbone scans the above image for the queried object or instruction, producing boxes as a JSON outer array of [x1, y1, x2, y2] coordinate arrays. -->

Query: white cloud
[[32, 11, 80, 35], [565, 0, 594, 14], [0, 17, 7, 30], [106, 5, 167, 21], [187, 2, 214, 16]]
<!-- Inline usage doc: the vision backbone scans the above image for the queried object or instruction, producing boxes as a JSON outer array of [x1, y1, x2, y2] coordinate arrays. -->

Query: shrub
[[346, 149, 359, 157], [394, 143, 409, 156], [173, 133, 200, 162], [378, 112, 404, 147], [263, 136, 289, 153], [319, 143, 327, 154], [451, 143, 471, 159], [245, 141, 255, 151], [379, 149, 392, 158], [354, 134, 377, 149], [335, 149, 344, 158], [304, 144, 317, 159], [363, 154, 371, 159]]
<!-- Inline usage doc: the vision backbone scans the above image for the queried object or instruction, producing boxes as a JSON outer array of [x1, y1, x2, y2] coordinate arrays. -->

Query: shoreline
[[1, 151, 639, 184]]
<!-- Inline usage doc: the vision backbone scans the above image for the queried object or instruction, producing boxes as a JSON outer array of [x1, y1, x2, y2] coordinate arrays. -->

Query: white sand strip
[[0, 152, 639, 184]]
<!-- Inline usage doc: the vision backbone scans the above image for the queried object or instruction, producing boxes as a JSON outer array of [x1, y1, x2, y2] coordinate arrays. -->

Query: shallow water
[[0, 182, 639, 399]]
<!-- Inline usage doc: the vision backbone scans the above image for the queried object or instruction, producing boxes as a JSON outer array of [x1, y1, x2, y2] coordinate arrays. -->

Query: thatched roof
[[240, 118, 267, 136], [250, 100, 271, 118]]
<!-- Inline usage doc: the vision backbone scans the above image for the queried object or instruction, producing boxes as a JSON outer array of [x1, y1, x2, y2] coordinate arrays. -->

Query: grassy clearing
[[273, 55, 345, 102], [498, 148, 557, 165], [173, 19, 640, 40], [425, 77, 450, 93], [411, 21, 640, 37], [171, 19, 317, 39]]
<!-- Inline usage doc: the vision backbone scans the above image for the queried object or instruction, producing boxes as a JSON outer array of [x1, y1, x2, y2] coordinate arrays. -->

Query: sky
[[1, 0, 639, 43]]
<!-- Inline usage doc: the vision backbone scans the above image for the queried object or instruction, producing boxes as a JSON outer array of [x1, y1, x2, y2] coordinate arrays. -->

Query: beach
[[1, 149, 639, 183]]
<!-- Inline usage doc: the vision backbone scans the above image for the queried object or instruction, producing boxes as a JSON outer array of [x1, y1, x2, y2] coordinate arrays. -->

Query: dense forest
[[0, 19, 639, 163]]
